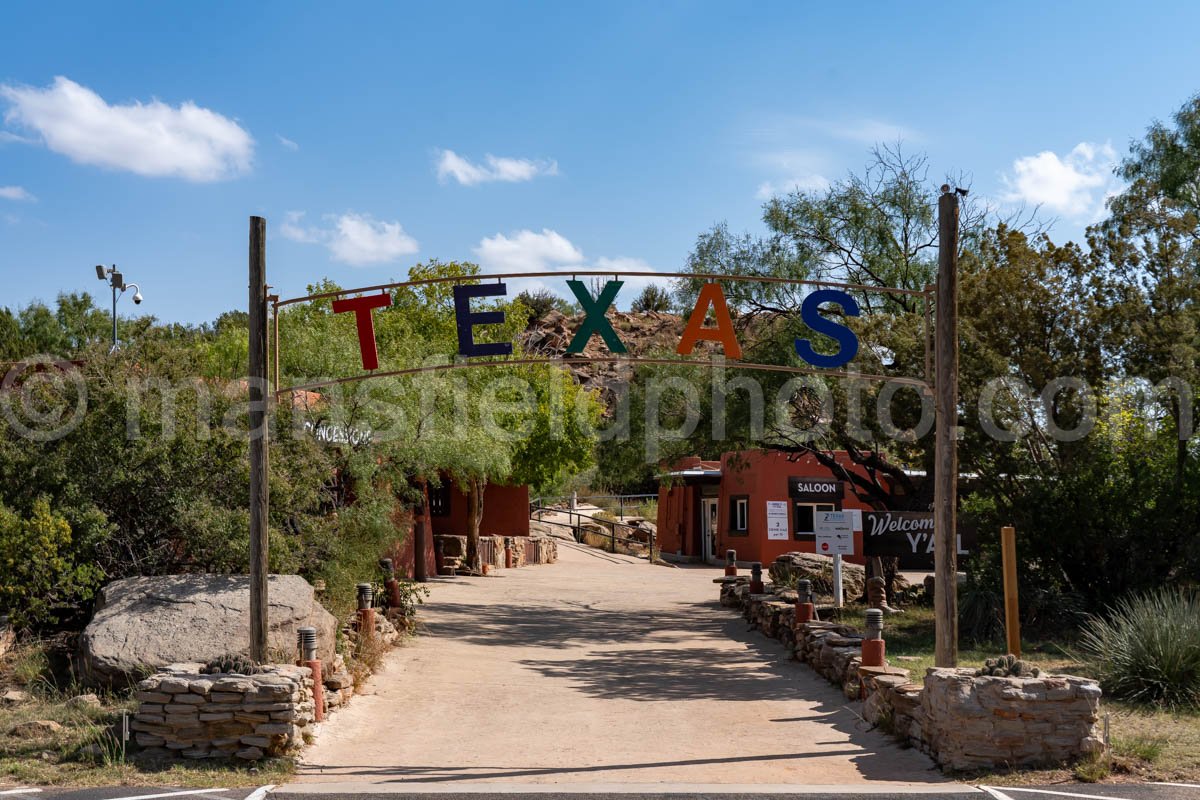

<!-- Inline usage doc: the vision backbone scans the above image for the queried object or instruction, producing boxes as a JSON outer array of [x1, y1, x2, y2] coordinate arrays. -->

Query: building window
[[729, 495, 749, 534], [429, 482, 452, 517], [793, 502, 835, 539]]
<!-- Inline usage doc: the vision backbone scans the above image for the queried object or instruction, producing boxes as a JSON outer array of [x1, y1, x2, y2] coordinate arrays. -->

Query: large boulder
[[769, 552, 866, 599], [79, 574, 336, 687]]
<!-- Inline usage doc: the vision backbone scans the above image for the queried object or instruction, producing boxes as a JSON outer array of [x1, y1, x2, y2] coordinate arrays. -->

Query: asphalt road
[[5, 782, 1200, 800]]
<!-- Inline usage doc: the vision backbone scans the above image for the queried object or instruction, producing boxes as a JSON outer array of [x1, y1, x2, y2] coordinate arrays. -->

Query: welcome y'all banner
[[330, 279, 862, 372]]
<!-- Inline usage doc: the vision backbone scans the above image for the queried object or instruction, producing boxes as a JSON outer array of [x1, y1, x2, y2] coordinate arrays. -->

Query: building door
[[701, 497, 719, 563]]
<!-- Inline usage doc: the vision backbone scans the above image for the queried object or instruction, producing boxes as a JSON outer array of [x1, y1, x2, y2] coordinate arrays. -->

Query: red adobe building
[[396, 478, 530, 579], [656, 449, 890, 566]]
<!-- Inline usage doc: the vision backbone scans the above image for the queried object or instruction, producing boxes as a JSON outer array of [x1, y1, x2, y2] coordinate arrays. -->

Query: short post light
[[749, 561, 765, 594], [297, 626, 325, 721], [356, 582, 376, 640], [380, 558, 402, 608], [724, 549, 738, 577], [796, 578, 816, 624], [862, 607, 886, 667]]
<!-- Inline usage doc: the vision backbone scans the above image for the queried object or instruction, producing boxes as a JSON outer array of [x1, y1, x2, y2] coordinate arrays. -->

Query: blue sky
[[2, 1, 1200, 325]]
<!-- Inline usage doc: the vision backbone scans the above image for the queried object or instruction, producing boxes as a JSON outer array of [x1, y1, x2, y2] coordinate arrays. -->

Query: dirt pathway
[[294, 542, 945, 788]]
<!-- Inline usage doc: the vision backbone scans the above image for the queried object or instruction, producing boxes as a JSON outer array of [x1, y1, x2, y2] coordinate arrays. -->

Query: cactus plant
[[976, 653, 1040, 678], [202, 652, 264, 675]]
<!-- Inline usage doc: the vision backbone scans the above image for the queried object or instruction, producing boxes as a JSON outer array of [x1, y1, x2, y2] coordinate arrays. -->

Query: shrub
[[0, 498, 102, 629], [515, 289, 575, 327], [1079, 587, 1200, 709], [631, 284, 673, 313]]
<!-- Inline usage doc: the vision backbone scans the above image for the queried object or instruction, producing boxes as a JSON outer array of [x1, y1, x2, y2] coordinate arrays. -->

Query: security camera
[[132, 291, 143, 305]]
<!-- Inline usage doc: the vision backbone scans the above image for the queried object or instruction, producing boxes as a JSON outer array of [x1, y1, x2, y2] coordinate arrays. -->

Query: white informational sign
[[815, 510, 855, 556], [850, 508, 862, 532], [765, 500, 789, 540]]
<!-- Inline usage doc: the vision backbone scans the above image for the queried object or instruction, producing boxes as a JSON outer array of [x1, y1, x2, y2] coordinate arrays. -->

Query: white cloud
[[0, 76, 253, 181], [474, 229, 583, 272], [436, 149, 558, 186], [750, 147, 832, 201], [0, 185, 34, 201], [280, 211, 419, 266], [827, 119, 919, 145], [277, 134, 299, 151], [1002, 141, 1118, 220], [756, 174, 830, 200], [472, 229, 668, 308]]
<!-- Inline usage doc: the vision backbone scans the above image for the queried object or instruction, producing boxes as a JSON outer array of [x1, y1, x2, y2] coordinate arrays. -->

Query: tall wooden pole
[[934, 187, 959, 667], [248, 216, 270, 663], [1001, 526, 1021, 657]]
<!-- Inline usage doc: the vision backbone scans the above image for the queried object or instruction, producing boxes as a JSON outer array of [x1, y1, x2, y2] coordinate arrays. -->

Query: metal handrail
[[530, 504, 656, 559]]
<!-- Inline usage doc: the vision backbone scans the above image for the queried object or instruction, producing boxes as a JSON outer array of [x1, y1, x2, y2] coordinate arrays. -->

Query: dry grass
[[0, 641, 294, 787], [826, 604, 1200, 784]]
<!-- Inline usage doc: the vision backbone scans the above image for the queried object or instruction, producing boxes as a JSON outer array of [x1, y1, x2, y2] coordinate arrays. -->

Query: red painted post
[[305, 659, 326, 722], [862, 608, 885, 667], [795, 578, 815, 624]]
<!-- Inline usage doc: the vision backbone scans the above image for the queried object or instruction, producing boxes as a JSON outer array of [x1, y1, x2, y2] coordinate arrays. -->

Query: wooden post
[[934, 187, 960, 667], [248, 216, 270, 664], [1001, 526, 1021, 657], [414, 480, 429, 582]]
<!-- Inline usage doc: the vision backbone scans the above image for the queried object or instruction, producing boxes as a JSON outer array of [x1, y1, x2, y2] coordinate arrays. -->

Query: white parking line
[[0, 791, 42, 797], [105, 791, 231, 800], [244, 785, 275, 800], [981, 787, 1135, 800]]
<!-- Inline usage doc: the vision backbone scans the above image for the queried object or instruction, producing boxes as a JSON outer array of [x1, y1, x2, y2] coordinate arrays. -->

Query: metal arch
[[272, 269, 929, 308], [275, 355, 932, 398]]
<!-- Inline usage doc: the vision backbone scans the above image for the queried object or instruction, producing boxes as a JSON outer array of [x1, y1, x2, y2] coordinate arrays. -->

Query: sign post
[[815, 510, 855, 607], [934, 186, 960, 667], [248, 216, 269, 663]]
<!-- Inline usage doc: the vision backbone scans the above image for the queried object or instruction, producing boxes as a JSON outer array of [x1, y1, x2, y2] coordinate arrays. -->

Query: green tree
[[0, 497, 103, 629]]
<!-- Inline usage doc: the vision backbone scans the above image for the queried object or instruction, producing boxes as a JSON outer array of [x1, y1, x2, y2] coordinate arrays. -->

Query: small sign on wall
[[765, 500, 789, 540], [815, 510, 855, 555]]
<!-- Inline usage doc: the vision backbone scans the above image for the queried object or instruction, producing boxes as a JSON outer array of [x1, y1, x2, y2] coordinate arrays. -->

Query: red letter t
[[332, 293, 392, 370]]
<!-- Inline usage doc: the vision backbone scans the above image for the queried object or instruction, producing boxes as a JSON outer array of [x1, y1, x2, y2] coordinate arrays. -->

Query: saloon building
[[656, 449, 894, 566]]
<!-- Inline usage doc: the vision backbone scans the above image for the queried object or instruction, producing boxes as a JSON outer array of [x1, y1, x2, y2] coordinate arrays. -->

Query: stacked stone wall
[[717, 567, 1102, 771], [132, 664, 314, 761]]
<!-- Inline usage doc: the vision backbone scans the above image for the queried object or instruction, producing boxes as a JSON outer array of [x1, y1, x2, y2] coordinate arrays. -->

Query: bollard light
[[297, 626, 318, 662], [861, 607, 886, 667], [865, 608, 884, 640], [725, 549, 738, 576], [379, 558, 394, 578], [750, 561, 765, 594], [795, 578, 816, 624], [797, 579, 813, 604], [356, 582, 374, 610]]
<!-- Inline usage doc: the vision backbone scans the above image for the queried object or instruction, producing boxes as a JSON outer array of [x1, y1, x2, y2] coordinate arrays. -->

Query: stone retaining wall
[[718, 571, 1103, 771], [132, 664, 314, 761], [435, 534, 557, 569]]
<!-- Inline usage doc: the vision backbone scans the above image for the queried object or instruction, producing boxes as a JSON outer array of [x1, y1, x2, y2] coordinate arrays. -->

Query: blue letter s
[[795, 289, 859, 368]]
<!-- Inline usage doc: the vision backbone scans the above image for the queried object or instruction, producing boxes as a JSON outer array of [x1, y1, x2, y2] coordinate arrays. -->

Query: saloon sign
[[861, 511, 975, 570]]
